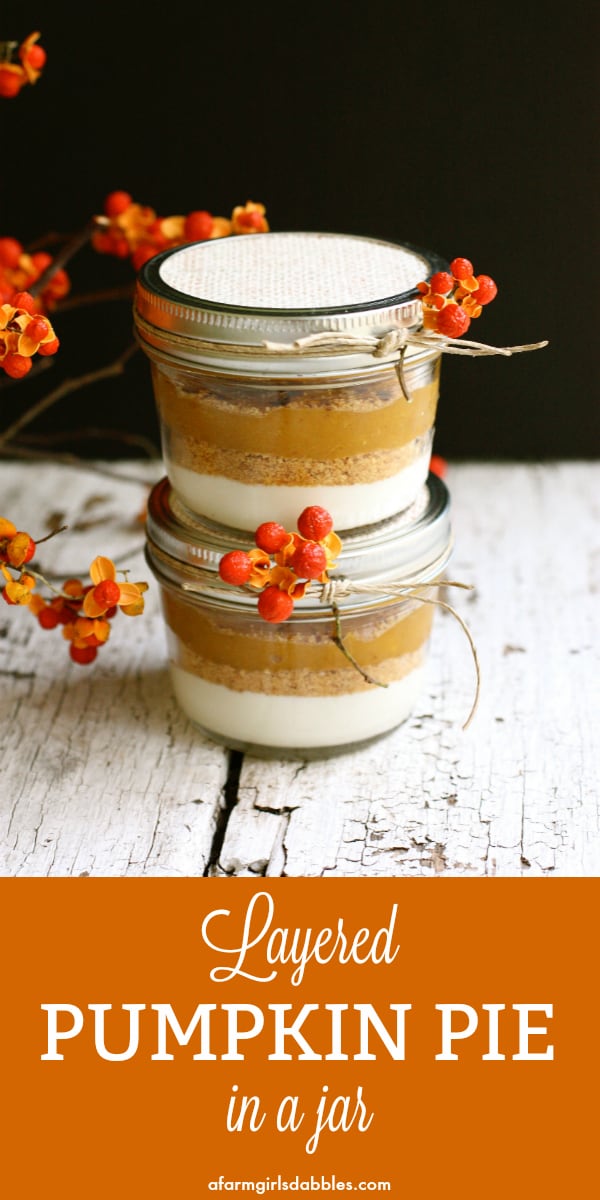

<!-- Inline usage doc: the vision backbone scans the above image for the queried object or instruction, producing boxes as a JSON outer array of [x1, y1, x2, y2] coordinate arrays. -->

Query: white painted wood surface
[[1, 460, 598, 877]]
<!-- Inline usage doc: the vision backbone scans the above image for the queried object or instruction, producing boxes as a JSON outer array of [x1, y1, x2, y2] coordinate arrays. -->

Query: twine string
[[262, 327, 548, 359], [263, 327, 548, 402]]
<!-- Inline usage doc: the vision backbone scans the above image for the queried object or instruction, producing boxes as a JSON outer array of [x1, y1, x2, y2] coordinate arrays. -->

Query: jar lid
[[134, 232, 445, 375], [146, 474, 452, 613]]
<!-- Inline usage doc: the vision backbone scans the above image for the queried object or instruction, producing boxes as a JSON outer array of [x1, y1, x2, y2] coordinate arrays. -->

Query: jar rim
[[134, 232, 446, 375]]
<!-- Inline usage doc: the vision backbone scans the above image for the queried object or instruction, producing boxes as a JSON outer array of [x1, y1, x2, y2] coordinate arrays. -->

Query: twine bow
[[263, 328, 548, 402]]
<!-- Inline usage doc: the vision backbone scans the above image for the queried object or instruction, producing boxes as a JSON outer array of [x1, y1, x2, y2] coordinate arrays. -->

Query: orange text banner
[[0, 878, 596, 1197]]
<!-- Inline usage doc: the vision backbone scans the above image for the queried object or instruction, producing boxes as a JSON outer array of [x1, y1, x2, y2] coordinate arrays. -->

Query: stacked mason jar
[[135, 232, 454, 757]]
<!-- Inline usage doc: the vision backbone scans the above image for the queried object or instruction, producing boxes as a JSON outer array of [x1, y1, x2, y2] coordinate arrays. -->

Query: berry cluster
[[417, 257, 498, 339], [218, 506, 342, 623], [0, 32, 46, 98], [0, 238, 70, 315], [0, 291, 60, 378], [1, 518, 147, 665], [93, 193, 269, 272]]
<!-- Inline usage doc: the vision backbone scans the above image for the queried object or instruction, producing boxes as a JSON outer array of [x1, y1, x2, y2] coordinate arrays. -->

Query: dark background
[[1, 4, 598, 461]]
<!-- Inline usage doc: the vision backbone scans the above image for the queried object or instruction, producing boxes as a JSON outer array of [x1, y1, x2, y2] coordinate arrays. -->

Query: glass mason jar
[[135, 232, 445, 532], [145, 473, 452, 758]]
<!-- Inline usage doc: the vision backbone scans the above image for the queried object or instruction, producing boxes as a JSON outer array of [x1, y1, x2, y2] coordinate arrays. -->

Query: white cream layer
[[170, 664, 425, 749], [166, 455, 430, 532]]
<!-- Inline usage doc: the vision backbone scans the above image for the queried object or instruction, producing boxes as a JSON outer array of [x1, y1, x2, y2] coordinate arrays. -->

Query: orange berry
[[69, 644, 98, 665], [436, 305, 471, 338], [429, 454, 448, 479], [26, 44, 46, 69], [1, 587, 17, 605], [12, 291, 36, 313], [290, 541, 327, 579], [31, 252, 52, 273], [148, 220, 169, 249], [38, 605, 59, 629], [184, 211, 214, 241], [237, 210, 265, 230], [62, 579, 84, 601], [0, 237, 23, 269], [3, 353, 32, 379], [218, 550, 253, 585], [255, 522, 289, 553], [450, 257, 474, 280], [51, 598, 77, 625], [28, 594, 46, 616], [104, 191, 132, 217], [93, 579, 121, 607], [0, 68, 24, 98], [473, 274, 498, 305], [257, 585, 294, 623], [37, 337, 60, 356], [131, 244, 157, 271], [429, 271, 454, 295], [45, 268, 70, 299], [113, 237, 131, 259], [297, 506, 333, 542], [92, 232, 117, 255], [95, 232, 129, 258], [27, 316, 50, 343]]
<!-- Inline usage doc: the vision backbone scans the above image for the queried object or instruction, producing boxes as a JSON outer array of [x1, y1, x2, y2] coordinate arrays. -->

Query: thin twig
[[0, 342, 139, 448], [395, 344, 413, 403], [19, 427, 160, 459], [28, 220, 98, 298], [0, 443, 159, 487], [54, 284, 135, 313], [27, 568, 72, 598], [35, 525, 69, 545], [331, 600, 387, 688], [25, 231, 75, 253]]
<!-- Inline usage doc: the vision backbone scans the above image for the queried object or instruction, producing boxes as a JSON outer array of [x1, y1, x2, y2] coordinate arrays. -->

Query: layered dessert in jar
[[135, 232, 446, 532], [145, 474, 452, 757]]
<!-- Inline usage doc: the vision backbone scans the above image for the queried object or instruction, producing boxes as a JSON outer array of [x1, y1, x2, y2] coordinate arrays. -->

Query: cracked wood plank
[[215, 462, 600, 877], [0, 462, 228, 876]]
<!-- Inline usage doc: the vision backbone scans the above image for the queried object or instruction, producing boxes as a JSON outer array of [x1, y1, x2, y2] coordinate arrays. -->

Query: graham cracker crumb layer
[[165, 432, 433, 486], [173, 646, 426, 697]]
